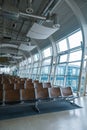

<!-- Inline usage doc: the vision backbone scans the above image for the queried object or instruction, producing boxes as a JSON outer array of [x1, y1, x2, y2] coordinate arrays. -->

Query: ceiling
[[0, 0, 87, 66]]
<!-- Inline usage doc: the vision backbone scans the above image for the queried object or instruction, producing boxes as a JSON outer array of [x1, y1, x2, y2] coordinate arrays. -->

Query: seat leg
[[32, 103, 40, 113]]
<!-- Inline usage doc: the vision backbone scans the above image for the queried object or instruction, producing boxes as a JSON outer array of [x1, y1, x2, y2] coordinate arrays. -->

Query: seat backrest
[[5, 90, 20, 102], [20, 79, 25, 84], [33, 80, 39, 84], [0, 90, 3, 101], [21, 88, 35, 101], [0, 83, 3, 90], [26, 79, 32, 83], [4, 83, 14, 90], [34, 82, 43, 89], [15, 83, 24, 89], [3, 78, 10, 84], [61, 87, 73, 97], [49, 87, 62, 98], [26, 82, 34, 89], [35, 88, 49, 100], [43, 82, 51, 88]]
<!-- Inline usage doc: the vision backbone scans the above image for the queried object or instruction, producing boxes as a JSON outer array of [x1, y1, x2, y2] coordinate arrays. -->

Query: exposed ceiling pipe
[[42, 0, 55, 16], [19, 0, 62, 22], [45, 0, 62, 28], [0, 1, 62, 22], [50, 0, 62, 15], [0, 6, 47, 21], [39, 0, 62, 26], [19, 12, 46, 20], [38, 0, 55, 24]]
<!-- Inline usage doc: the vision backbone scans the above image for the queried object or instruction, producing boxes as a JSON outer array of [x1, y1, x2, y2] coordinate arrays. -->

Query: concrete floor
[[0, 96, 87, 130]]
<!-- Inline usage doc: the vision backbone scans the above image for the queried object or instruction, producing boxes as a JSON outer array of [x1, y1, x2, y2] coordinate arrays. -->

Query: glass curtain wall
[[18, 57, 32, 78], [54, 30, 82, 92], [26, 57, 32, 78], [18, 59, 28, 78], [17, 29, 83, 92], [0, 67, 10, 74], [40, 47, 52, 82], [31, 54, 39, 80]]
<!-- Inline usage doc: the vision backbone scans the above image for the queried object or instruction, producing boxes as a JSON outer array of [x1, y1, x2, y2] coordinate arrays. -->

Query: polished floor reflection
[[0, 96, 87, 130]]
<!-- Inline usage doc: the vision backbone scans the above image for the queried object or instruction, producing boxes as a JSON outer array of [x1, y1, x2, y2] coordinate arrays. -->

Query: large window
[[40, 47, 52, 82], [33, 54, 39, 61], [40, 58, 51, 82], [17, 30, 83, 93], [42, 47, 52, 58], [0, 67, 10, 74], [31, 54, 39, 80], [60, 54, 68, 63], [68, 31, 82, 48], [57, 39, 68, 52], [54, 65, 66, 86], [55, 30, 82, 92], [69, 50, 82, 62], [18, 57, 32, 78]]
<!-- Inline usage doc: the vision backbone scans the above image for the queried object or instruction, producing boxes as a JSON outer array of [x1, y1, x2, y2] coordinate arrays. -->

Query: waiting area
[[0, 74, 78, 114]]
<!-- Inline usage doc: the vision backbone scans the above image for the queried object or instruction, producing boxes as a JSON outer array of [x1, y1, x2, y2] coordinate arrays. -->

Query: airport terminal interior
[[0, 0, 87, 130]]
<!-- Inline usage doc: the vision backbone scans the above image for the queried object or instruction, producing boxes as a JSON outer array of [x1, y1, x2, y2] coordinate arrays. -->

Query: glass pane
[[41, 66, 50, 74], [54, 76, 64, 86], [23, 59, 28, 65], [60, 54, 68, 63], [27, 64, 31, 68], [68, 62, 81, 67], [67, 64, 80, 76], [42, 58, 51, 66], [56, 65, 66, 75], [0, 67, 10, 74], [31, 75, 36, 80], [58, 39, 68, 52], [68, 31, 82, 48], [85, 55, 87, 60], [33, 62, 38, 67], [66, 62, 81, 92], [66, 76, 78, 91], [50, 65, 55, 75], [69, 50, 82, 62], [37, 67, 40, 74], [32, 68, 37, 74], [28, 57, 31, 63], [40, 75, 48, 82], [33, 54, 39, 61], [42, 47, 52, 58]]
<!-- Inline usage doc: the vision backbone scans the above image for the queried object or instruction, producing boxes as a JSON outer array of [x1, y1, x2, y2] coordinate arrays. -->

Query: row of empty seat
[[0, 74, 37, 85], [0, 86, 77, 112], [0, 82, 51, 90], [0, 74, 78, 112]]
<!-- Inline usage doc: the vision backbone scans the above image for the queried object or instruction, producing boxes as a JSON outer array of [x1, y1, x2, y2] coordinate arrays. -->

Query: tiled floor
[[0, 96, 87, 130]]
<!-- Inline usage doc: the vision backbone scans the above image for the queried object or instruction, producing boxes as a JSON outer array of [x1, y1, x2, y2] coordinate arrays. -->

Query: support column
[[49, 36, 57, 86]]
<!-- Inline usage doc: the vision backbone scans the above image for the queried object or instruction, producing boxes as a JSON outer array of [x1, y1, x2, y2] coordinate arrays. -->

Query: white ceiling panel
[[19, 44, 36, 52], [26, 23, 59, 39]]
